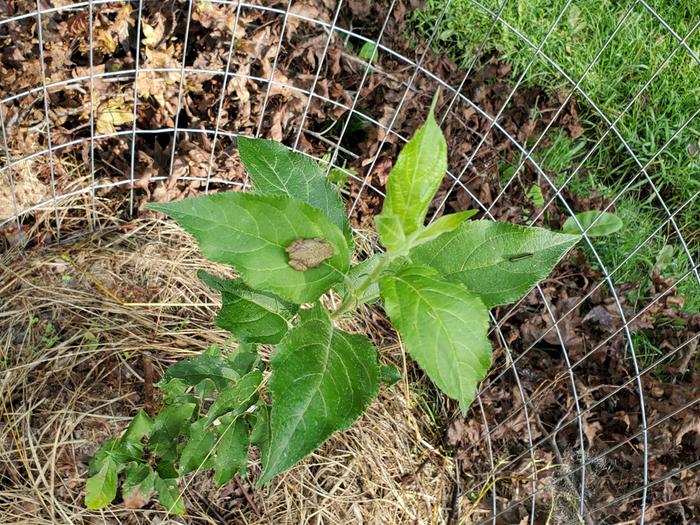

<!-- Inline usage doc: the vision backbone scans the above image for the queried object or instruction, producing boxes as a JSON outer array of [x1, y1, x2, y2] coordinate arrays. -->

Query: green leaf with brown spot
[[149, 192, 350, 304]]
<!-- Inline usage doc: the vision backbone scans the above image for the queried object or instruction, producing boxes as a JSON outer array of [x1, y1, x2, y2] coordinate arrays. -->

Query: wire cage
[[1, 1, 699, 523]]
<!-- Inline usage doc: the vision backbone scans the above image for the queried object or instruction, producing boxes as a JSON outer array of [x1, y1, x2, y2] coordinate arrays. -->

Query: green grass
[[526, 131, 698, 313], [631, 330, 665, 369], [409, 0, 700, 314], [509, 130, 700, 314]]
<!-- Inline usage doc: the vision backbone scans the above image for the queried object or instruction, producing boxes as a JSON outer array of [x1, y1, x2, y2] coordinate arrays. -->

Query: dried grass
[[0, 195, 471, 525]]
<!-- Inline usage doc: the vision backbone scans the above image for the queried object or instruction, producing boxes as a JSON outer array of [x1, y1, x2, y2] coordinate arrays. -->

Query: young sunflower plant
[[85, 95, 581, 514]]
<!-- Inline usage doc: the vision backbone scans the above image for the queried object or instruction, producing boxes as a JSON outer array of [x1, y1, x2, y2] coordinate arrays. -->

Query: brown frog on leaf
[[285, 238, 335, 271]]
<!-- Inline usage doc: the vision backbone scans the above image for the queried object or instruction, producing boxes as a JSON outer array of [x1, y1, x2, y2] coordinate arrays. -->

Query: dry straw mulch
[[1, 198, 472, 525]]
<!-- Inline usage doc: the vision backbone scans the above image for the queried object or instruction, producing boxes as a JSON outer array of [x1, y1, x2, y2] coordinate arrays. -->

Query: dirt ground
[[1, 1, 698, 523]]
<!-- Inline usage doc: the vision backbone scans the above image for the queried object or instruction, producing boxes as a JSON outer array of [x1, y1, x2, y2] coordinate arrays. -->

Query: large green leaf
[[213, 415, 250, 487], [149, 192, 350, 304], [376, 99, 447, 250], [85, 458, 118, 509], [379, 265, 491, 412], [259, 304, 380, 486], [238, 136, 351, 243], [199, 270, 297, 344], [410, 220, 580, 307]]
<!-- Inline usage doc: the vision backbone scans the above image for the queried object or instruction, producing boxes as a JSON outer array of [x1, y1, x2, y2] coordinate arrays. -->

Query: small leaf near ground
[[654, 244, 674, 273], [149, 193, 350, 304], [259, 304, 380, 486], [562, 210, 623, 237], [380, 363, 402, 386], [85, 458, 118, 509], [122, 463, 156, 510], [213, 415, 250, 487], [199, 270, 297, 344], [411, 220, 580, 307], [380, 265, 492, 412], [95, 97, 133, 135], [238, 137, 352, 244], [206, 370, 263, 423], [359, 41, 379, 62], [154, 475, 185, 515], [149, 403, 196, 462], [327, 166, 353, 186], [161, 344, 239, 390], [526, 184, 545, 208]]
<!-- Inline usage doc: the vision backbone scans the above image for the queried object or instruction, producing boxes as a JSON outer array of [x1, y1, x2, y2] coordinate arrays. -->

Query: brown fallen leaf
[[141, 13, 165, 48], [674, 417, 700, 447], [583, 419, 603, 450], [94, 97, 133, 135], [583, 304, 619, 331], [94, 27, 117, 55], [123, 486, 150, 509]]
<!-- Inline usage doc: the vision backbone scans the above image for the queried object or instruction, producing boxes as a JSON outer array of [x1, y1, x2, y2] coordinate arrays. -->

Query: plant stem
[[332, 253, 392, 319]]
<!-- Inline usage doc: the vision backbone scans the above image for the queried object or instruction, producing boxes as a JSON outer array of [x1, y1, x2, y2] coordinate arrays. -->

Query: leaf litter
[[1, 0, 698, 522]]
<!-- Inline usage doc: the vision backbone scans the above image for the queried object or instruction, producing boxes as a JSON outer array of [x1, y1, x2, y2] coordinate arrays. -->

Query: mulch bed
[[1, 0, 698, 523]]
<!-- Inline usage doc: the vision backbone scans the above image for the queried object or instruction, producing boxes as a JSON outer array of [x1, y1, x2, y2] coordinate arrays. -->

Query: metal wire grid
[[1, 1, 698, 522]]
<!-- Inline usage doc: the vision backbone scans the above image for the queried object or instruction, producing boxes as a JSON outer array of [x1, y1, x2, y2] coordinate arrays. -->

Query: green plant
[[562, 210, 623, 238], [42, 322, 59, 349], [85, 98, 581, 514]]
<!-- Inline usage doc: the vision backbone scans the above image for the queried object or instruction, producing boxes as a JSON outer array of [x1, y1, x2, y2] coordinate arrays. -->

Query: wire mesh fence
[[1, 1, 698, 523]]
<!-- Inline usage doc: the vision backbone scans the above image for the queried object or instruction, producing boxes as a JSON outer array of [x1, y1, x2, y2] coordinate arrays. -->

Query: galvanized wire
[[1, 2, 698, 523]]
